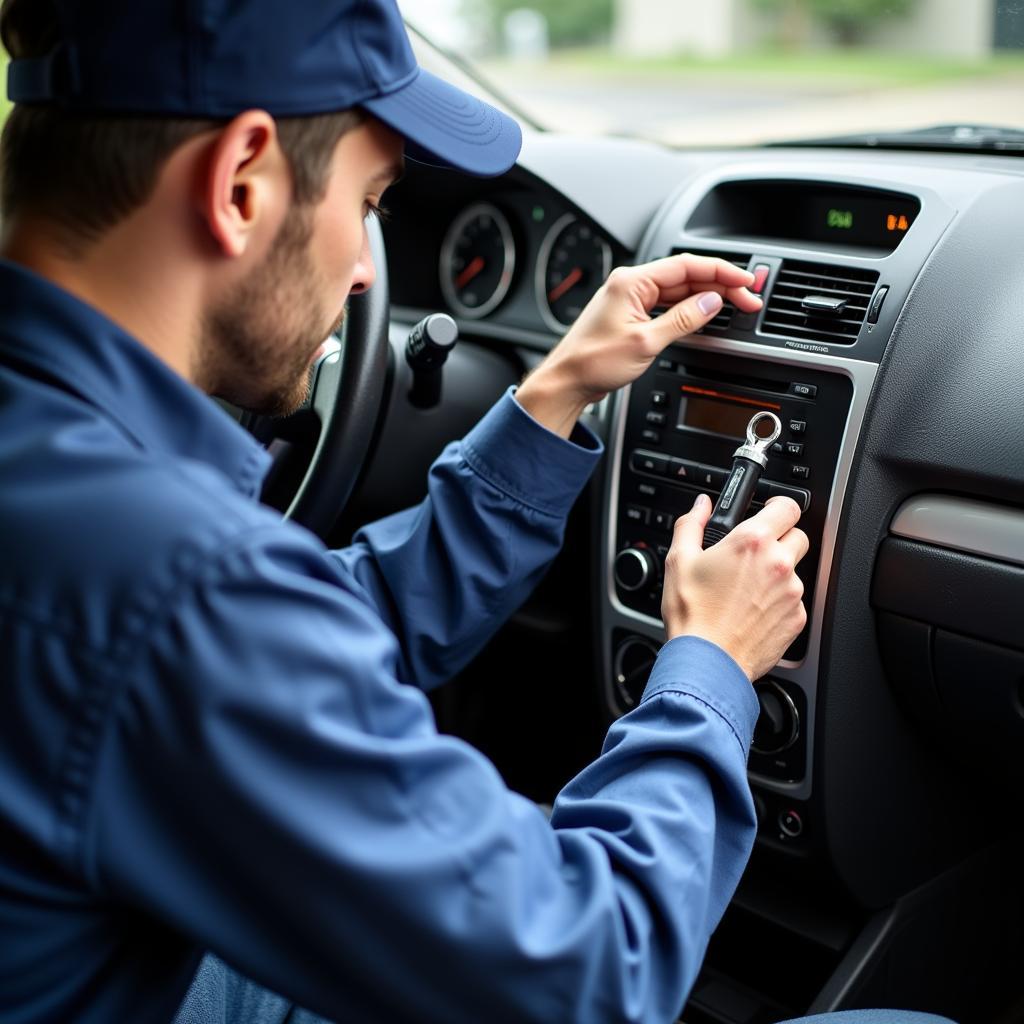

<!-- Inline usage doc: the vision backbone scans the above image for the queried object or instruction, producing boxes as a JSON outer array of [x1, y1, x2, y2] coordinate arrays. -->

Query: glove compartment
[[872, 495, 1024, 788]]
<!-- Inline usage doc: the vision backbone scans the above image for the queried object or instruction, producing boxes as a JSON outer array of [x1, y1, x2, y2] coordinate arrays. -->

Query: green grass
[[488, 46, 1024, 89]]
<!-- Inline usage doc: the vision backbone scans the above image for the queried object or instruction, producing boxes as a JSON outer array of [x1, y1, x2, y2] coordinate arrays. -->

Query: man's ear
[[200, 110, 287, 259]]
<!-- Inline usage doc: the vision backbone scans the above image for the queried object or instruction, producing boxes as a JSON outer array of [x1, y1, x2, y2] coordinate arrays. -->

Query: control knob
[[613, 547, 658, 592], [613, 635, 661, 710], [751, 679, 800, 755]]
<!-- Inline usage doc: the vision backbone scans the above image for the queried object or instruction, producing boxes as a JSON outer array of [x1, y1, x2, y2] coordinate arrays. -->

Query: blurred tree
[[750, 0, 917, 47], [462, 0, 614, 49]]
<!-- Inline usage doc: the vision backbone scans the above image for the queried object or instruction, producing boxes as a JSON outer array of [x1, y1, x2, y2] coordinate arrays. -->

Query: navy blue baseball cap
[[5, 0, 522, 177]]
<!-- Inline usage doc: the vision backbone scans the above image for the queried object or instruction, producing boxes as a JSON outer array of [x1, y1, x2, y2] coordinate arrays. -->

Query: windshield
[[403, 0, 1024, 148]]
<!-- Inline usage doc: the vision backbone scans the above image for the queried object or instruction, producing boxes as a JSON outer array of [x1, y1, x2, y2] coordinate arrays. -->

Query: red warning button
[[751, 264, 771, 295]]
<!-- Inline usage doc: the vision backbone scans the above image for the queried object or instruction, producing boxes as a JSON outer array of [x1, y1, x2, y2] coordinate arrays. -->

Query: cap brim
[[362, 68, 522, 178]]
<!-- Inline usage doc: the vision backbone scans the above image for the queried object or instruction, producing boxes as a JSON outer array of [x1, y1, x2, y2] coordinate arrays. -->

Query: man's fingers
[[653, 282, 764, 315], [725, 285, 765, 313], [671, 493, 712, 555], [744, 495, 803, 541], [645, 291, 726, 348], [778, 525, 811, 567], [637, 252, 756, 291]]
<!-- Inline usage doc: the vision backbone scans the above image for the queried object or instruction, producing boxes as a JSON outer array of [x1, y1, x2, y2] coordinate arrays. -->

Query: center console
[[597, 167, 954, 854]]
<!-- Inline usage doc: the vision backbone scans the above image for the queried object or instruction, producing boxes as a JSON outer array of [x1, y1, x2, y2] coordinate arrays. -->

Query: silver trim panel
[[890, 494, 1024, 568], [599, 335, 879, 802]]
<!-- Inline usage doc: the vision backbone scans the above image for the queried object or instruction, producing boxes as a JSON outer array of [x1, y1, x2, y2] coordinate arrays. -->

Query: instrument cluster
[[434, 195, 617, 339]]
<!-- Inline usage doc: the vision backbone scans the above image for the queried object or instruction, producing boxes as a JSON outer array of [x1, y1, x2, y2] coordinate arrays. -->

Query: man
[[0, 1, 811, 1022]]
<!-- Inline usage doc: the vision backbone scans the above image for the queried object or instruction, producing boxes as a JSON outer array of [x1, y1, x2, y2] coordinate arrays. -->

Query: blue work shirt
[[0, 259, 760, 1024]]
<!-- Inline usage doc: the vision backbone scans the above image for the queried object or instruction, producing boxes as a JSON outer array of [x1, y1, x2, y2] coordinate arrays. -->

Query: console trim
[[599, 336, 878, 802], [890, 494, 1024, 569]]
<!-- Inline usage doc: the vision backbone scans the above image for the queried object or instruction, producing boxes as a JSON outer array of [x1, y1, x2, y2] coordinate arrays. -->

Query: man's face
[[202, 117, 404, 416]]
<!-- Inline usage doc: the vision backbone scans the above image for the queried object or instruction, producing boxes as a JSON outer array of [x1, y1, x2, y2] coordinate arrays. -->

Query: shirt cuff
[[460, 386, 604, 517], [641, 635, 761, 754]]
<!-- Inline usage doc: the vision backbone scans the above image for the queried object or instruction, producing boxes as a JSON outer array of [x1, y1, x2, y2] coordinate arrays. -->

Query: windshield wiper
[[768, 124, 1024, 154]]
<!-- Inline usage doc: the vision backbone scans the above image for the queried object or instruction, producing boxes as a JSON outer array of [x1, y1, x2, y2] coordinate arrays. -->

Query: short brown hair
[[0, 0, 363, 245]]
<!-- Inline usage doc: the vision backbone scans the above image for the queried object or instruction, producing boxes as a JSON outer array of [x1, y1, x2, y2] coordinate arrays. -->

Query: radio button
[[652, 510, 673, 531], [645, 410, 667, 426], [768, 482, 811, 512], [630, 451, 669, 476], [650, 390, 667, 407], [626, 505, 651, 525], [667, 457, 696, 483], [641, 428, 662, 444], [791, 465, 811, 481], [637, 482, 658, 498], [696, 465, 726, 490], [788, 419, 806, 436], [785, 442, 804, 457], [789, 383, 817, 399]]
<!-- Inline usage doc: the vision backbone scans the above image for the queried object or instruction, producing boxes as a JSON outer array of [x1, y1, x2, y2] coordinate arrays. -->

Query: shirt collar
[[0, 259, 271, 497]]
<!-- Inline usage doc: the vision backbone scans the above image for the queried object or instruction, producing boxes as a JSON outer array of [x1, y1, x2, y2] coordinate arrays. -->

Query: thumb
[[646, 291, 724, 349], [672, 493, 713, 558]]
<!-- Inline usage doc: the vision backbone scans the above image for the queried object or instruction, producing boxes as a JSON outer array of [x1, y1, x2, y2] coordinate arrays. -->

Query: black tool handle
[[702, 456, 763, 548]]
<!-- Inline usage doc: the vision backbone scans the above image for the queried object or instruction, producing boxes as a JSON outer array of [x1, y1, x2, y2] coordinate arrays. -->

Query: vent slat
[[769, 296, 870, 313], [771, 285, 872, 302], [776, 271, 875, 291], [764, 311, 867, 329], [761, 259, 879, 346]]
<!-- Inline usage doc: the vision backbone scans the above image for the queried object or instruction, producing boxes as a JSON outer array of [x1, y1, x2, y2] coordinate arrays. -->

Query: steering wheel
[[252, 216, 391, 539]]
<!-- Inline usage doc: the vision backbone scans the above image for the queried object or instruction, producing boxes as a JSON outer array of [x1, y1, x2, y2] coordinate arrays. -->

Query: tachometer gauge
[[439, 202, 516, 319], [537, 214, 613, 333]]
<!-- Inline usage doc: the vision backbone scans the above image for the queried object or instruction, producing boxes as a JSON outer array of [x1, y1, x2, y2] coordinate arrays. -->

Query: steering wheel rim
[[279, 216, 391, 538]]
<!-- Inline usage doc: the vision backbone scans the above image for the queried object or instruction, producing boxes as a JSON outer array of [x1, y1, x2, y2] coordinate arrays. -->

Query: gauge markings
[[439, 203, 516, 320], [455, 255, 486, 291], [547, 266, 583, 304], [536, 214, 613, 333]]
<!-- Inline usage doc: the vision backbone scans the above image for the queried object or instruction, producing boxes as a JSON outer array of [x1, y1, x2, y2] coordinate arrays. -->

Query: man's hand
[[515, 253, 763, 438], [662, 495, 809, 683]]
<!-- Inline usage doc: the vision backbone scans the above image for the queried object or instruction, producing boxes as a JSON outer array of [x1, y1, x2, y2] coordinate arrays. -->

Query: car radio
[[612, 346, 853, 664]]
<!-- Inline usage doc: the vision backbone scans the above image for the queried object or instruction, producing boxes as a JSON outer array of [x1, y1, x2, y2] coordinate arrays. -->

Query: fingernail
[[693, 493, 709, 510], [697, 292, 723, 316]]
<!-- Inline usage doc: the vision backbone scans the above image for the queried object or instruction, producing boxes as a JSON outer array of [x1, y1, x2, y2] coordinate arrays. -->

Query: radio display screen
[[685, 181, 921, 254], [677, 386, 779, 440]]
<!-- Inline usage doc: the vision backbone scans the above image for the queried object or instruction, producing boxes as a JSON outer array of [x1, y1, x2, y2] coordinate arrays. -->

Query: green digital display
[[827, 208, 854, 230]]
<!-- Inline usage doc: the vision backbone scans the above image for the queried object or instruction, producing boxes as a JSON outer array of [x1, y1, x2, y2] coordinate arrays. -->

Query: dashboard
[[374, 133, 1024, 1023]]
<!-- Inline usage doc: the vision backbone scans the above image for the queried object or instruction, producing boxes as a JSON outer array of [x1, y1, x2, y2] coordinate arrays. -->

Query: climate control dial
[[613, 547, 658, 592], [752, 679, 800, 755]]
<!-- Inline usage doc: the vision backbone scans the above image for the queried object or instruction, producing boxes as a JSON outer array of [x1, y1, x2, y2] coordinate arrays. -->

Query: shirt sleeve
[[86, 524, 759, 1024], [326, 387, 602, 691]]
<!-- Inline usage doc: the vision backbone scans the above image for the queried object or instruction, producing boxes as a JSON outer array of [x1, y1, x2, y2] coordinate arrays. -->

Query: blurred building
[[613, 0, 1014, 59]]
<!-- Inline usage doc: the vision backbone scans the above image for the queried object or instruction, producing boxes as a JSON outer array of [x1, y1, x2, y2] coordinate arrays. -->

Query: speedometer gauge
[[439, 203, 516, 319], [537, 214, 613, 333]]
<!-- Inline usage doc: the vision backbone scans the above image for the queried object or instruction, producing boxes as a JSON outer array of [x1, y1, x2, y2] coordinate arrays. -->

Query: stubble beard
[[200, 205, 346, 418]]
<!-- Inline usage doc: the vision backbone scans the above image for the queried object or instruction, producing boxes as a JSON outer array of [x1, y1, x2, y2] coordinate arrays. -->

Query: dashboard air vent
[[762, 260, 879, 345], [670, 248, 751, 337]]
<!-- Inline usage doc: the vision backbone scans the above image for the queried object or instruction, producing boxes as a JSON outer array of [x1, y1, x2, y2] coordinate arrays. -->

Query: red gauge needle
[[548, 266, 583, 304], [455, 256, 486, 291]]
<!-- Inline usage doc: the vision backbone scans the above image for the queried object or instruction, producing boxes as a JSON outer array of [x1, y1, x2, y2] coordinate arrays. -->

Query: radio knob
[[751, 679, 800, 755], [614, 547, 658, 592], [613, 635, 662, 710]]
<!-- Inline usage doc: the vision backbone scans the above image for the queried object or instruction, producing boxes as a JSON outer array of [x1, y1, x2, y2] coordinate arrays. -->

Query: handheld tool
[[702, 411, 782, 548]]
